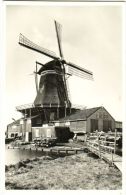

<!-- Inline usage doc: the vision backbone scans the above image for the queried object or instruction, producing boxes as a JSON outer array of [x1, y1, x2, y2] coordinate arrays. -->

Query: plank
[[114, 162, 122, 172]]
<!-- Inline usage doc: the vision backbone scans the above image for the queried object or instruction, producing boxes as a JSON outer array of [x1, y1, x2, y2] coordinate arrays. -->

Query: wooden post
[[57, 107, 59, 119], [69, 107, 71, 114], [111, 149, 114, 165], [96, 130, 101, 159], [114, 129, 117, 154], [84, 133, 87, 143], [20, 119, 24, 141], [65, 106, 66, 117], [29, 108, 31, 118], [25, 109, 27, 118], [76, 121, 78, 135]]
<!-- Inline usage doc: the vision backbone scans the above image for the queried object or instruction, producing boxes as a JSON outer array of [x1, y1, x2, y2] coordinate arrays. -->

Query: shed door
[[103, 120, 112, 132], [91, 119, 98, 132], [50, 112, 55, 121]]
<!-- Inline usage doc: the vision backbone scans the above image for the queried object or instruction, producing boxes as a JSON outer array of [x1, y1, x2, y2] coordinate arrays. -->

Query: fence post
[[114, 129, 117, 154], [111, 149, 114, 165], [84, 133, 87, 143], [96, 130, 101, 159]]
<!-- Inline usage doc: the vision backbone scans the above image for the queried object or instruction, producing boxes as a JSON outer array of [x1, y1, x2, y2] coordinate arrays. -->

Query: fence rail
[[86, 129, 122, 167]]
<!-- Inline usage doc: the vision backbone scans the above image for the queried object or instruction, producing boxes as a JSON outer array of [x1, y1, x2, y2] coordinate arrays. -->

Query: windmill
[[18, 20, 93, 122]]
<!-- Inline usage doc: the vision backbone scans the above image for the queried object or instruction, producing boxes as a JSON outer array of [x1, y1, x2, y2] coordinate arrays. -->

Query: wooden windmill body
[[18, 21, 93, 124]]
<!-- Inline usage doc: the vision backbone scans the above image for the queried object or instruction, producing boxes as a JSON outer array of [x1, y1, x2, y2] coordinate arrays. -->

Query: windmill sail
[[35, 62, 39, 93], [54, 20, 64, 59], [19, 34, 59, 60], [67, 62, 93, 80]]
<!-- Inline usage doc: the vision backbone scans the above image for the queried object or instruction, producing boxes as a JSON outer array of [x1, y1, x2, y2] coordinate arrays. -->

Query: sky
[[5, 3, 123, 126]]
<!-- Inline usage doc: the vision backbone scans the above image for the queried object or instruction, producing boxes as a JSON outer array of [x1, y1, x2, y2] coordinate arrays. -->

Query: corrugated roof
[[59, 107, 101, 122]]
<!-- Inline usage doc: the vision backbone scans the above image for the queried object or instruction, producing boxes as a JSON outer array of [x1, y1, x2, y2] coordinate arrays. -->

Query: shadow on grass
[[5, 181, 47, 190], [87, 152, 99, 159]]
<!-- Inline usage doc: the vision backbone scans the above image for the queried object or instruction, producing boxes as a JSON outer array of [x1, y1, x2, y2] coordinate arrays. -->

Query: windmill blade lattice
[[67, 62, 93, 80], [19, 33, 59, 60]]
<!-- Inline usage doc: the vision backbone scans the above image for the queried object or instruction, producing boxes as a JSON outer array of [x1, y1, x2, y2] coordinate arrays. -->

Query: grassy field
[[5, 152, 122, 190]]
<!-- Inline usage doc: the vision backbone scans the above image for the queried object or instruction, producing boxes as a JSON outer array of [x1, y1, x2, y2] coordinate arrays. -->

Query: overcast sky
[[5, 4, 123, 125]]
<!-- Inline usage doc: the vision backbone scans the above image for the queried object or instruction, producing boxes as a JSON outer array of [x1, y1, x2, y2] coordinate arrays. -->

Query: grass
[[5, 152, 122, 190]]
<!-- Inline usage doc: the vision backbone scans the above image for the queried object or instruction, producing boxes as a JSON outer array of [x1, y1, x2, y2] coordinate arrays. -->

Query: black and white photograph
[[0, 0, 125, 192]]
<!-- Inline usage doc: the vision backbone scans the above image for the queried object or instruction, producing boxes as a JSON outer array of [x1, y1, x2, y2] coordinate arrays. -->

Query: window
[[11, 133, 14, 137], [15, 133, 18, 137]]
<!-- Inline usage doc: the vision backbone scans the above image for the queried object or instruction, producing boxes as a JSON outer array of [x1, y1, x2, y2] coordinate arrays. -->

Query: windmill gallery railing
[[16, 103, 68, 111], [86, 129, 122, 165], [16, 102, 86, 111]]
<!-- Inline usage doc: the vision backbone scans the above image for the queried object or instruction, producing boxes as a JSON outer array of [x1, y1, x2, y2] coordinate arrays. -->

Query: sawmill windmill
[[19, 20, 93, 121]]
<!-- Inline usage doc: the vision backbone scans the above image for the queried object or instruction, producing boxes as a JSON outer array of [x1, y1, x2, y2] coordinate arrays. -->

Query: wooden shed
[[56, 106, 115, 133]]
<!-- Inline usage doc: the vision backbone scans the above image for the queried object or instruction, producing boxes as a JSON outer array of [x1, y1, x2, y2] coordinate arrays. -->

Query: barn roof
[[59, 106, 101, 122], [7, 119, 21, 127], [7, 115, 40, 127]]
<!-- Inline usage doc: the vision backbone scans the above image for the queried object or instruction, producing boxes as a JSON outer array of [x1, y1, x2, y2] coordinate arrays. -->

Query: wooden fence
[[86, 129, 122, 165]]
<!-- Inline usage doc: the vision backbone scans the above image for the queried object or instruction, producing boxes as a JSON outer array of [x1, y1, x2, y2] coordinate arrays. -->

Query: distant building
[[7, 119, 22, 138]]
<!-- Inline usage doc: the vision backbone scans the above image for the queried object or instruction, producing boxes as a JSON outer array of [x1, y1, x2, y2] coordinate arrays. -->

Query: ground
[[5, 152, 122, 190]]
